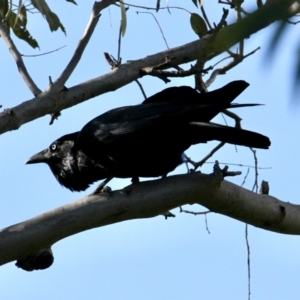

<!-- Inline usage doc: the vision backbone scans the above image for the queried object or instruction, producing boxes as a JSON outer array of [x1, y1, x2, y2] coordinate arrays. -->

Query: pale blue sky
[[1, 1, 300, 299]]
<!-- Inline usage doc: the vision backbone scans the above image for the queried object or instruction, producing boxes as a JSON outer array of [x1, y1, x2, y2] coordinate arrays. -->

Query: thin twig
[[180, 207, 211, 216], [200, 5, 213, 30], [205, 47, 260, 88], [241, 168, 250, 187], [135, 79, 147, 100], [213, 8, 229, 34], [136, 11, 169, 49], [245, 224, 251, 300], [104, 52, 121, 68], [204, 161, 271, 170], [116, 2, 191, 14], [205, 213, 210, 234], [222, 109, 242, 128], [21, 46, 66, 57], [179, 208, 212, 234], [140, 64, 213, 83], [0, 22, 41, 96], [187, 142, 225, 171], [250, 148, 259, 193], [117, 20, 122, 61]]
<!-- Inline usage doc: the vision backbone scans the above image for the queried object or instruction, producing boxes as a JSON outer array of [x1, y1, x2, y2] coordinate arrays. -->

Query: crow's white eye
[[51, 144, 57, 151]]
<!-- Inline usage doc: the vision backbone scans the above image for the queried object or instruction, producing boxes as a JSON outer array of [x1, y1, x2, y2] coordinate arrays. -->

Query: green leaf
[[31, 0, 66, 34], [8, 12, 39, 48], [0, 0, 8, 21], [190, 13, 207, 38], [191, 0, 198, 7], [66, 0, 77, 4], [119, 0, 127, 36]]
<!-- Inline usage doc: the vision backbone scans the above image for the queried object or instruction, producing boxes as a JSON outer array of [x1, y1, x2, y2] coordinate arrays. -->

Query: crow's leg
[[91, 176, 114, 195]]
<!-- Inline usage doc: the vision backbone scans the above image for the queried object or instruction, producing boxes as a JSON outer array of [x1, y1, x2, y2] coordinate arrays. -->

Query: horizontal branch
[[1, 171, 299, 267], [0, 0, 297, 135]]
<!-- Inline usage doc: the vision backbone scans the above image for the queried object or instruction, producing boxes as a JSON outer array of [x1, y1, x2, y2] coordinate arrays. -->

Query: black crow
[[26, 81, 270, 192]]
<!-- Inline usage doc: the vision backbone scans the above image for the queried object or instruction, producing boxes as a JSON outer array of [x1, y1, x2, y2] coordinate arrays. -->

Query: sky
[[1, 1, 300, 299]]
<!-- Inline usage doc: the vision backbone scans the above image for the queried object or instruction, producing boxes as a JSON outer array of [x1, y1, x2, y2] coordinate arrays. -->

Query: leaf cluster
[[0, 0, 76, 48]]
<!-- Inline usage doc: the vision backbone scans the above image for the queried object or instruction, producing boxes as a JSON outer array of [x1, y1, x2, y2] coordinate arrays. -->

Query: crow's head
[[26, 132, 79, 167], [26, 132, 109, 192], [26, 132, 82, 191]]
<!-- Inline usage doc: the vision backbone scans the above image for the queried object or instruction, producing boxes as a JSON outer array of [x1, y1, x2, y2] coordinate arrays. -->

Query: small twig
[[205, 213, 210, 234], [213, 160, 242, 178], [194, 60, 207, 92], [245, 139, 259, 300], [135, 79, 147, 100], [116, 2, 191, 14], [179, 207, 211, 233], [200, 5, 213, 30], [222, 109, 242, 128], [250, 148, 259, 193], [136, 11, 169, 49], [180, 207, 211, 216], [245, 224, 251, 300], [140, 63, 213, 84], [21, 46, 66, 57], [104, 52, 121, 69], [0, 21, 41, 96], [188, 142, 225, 171], [213, 8, 229, 34], [205, 47, 260, 87], [211, 55, 232, 68], [163, 211, 176, 219], [49, 111, 61, 125], [203, 161, 271, 170], [117, 20, 122, 61], [241, 168, 250, 187]]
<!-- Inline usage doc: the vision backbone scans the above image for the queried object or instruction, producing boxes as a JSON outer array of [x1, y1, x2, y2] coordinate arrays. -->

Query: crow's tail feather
[[189, 122, 271, 149]]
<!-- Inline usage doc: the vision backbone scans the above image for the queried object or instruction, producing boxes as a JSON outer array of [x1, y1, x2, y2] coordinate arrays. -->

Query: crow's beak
[[26, 149, 48, 164]]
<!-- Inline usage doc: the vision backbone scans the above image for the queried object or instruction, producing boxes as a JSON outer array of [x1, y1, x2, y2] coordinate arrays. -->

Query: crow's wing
[[79, 80, 251, 145], [78, 101, 261, 145], [142, 80, 249, 106]]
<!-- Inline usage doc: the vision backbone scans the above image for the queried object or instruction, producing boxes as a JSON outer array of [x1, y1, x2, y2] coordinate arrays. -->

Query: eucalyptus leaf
[[191, 0, 198, 7], [190, 13, 207, 38], [119, 0, 127, 36], [31, 0, 66, 33], [0, 0, 8, 21]]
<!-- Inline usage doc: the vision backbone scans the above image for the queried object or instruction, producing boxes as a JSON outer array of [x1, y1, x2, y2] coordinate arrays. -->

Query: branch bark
[[0, 171, 298, 268], [0, 0, 297, 135]]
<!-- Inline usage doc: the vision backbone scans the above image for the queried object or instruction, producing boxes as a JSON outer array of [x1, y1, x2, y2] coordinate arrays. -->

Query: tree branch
[[0, 0, 297, 135], [0, 171, 298, 268], [54, 0, 117, 89], [0, 22, 41, 96]]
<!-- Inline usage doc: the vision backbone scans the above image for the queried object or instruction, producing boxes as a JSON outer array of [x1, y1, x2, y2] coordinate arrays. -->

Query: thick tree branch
[[0, 0, 297, 135], [0, 171, 298, 268]]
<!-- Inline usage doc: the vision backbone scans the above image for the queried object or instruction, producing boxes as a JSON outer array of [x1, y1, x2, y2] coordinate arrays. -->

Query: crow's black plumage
[[26, 81, 271, 192]]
